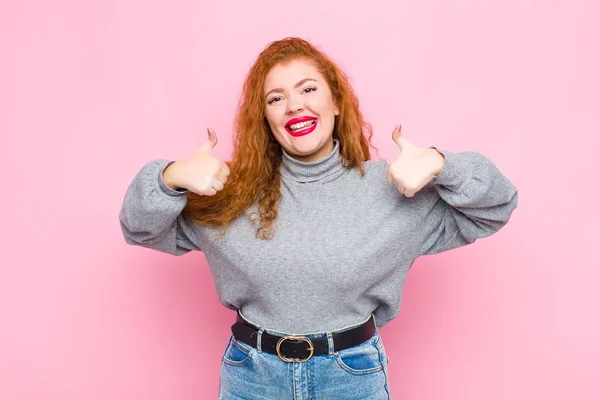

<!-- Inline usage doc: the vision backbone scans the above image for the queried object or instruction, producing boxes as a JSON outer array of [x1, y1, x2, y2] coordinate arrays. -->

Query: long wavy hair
[[182, 37, 375, 240]]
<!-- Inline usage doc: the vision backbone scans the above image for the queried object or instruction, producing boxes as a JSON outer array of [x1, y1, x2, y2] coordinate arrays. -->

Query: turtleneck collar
[[280, 139, 345, 183]]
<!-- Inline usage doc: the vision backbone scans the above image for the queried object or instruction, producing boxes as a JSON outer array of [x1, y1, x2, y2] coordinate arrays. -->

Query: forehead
[[263, 59, 324, 92]]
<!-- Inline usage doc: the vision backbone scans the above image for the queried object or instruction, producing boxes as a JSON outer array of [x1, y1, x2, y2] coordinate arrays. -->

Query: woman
[[119, 37, 518, 399]]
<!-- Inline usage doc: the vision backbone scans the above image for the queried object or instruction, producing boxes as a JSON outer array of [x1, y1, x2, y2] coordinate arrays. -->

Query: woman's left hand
[[385, 125, 445, 198]]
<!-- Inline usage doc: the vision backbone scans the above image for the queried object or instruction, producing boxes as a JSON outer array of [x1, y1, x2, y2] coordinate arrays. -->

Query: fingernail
[[207, 128, 210, 138]]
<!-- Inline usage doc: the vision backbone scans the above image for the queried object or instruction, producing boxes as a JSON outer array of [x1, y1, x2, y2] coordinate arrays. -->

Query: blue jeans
[[218, 325, 391, 399]]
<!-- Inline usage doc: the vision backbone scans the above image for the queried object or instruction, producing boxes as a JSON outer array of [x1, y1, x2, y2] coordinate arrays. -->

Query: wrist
[[428, 147, 445, 177], [162, 161, 184, 191]]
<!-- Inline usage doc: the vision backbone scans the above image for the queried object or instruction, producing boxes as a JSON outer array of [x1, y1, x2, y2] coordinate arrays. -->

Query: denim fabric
[[218, 329, 391, 399]]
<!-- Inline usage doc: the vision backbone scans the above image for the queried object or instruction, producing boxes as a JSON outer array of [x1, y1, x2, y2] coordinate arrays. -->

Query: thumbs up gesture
[[385, 125, 445, 198], [162, 128, 231, 196]]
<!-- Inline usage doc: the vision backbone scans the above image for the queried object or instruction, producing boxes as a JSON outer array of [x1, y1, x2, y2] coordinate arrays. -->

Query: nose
[[286, 96, 304, 115]]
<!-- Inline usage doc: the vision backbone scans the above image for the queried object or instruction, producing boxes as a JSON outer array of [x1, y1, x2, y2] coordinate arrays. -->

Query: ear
[[334, 102, 340, 116]]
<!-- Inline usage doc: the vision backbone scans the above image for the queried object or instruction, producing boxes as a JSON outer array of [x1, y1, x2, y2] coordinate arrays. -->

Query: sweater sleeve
[[420, 149, 518, 255], [119, 159, 203, 256]]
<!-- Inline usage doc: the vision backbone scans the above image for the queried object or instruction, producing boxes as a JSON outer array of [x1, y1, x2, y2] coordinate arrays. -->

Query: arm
[[420, 150, 518, 255], [119, 160, 203, 256]]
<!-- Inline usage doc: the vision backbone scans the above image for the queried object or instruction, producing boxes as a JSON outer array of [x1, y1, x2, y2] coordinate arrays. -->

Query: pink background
[[2, 0, 599, 399]]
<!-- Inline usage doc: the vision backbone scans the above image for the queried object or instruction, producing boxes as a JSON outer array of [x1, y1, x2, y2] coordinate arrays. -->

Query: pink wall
[[2, 0, 599, 398]]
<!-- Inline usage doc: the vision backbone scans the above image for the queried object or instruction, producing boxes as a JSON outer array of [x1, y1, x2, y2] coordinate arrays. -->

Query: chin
[[276, 130, 331, 158], [291, 141, 322, 154]]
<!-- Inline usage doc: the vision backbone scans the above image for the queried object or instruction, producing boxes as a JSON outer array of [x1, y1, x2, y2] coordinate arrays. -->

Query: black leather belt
[[231, 313, 376, 362]]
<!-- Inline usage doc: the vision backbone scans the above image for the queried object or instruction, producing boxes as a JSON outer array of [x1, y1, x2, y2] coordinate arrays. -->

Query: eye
[[303, 86, 317, 94], [267, 96, 283, 105]]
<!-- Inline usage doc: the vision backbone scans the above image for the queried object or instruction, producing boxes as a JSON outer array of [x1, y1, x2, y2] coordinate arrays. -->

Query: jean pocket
[[335, 333, 384, 375], [222, 335, 256, 366]]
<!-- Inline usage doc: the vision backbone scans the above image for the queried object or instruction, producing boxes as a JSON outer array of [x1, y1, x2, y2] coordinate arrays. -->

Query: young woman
[[120, 37, 518, 399]]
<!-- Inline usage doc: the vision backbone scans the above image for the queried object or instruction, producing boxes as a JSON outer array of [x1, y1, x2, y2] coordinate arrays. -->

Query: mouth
[[285, 117, 318, 137]]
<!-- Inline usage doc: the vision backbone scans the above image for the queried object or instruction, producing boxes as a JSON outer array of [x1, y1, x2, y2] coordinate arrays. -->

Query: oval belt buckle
[[276, 336, 314, 362]]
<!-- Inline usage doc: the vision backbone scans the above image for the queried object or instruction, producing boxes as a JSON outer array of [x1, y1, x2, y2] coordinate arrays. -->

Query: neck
[[286, 140, 334, 163], [280, 139, 345, 183]]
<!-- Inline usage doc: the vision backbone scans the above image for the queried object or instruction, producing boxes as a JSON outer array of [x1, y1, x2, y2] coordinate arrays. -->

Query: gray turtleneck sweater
[[119, 139, 518, 334]]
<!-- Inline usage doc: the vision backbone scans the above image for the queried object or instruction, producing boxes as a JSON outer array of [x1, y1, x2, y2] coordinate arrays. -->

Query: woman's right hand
[[162, 128, 230, 196]]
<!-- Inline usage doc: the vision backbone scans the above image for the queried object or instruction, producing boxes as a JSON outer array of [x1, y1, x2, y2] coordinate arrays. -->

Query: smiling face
[[263, 58, 340, 162]]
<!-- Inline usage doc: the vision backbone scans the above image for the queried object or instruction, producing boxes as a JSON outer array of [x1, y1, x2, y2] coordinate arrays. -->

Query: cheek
[[264, 107, 285, 127], [308, 96, 336, 116]]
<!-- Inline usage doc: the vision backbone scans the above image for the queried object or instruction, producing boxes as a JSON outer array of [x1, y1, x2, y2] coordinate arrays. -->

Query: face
[[263, 59, 340, 163]]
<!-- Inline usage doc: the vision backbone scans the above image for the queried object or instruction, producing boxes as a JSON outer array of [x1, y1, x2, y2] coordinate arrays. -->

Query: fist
[[162, 128, 230, 196], [385, 125, 444, 198]]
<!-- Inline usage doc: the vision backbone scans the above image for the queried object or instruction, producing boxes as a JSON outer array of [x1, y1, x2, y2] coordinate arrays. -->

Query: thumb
[[392, 124, 415, 152], [199, 127, 218, 152], [392, 124, 402, 147]]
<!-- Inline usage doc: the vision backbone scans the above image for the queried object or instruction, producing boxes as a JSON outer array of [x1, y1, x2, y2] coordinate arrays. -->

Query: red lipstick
[[285, 116, 318, 137]]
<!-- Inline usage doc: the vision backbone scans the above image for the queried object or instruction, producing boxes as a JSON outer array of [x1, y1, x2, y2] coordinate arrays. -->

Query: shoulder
[[360, 159, 389, 178], [358, 158, 440, 202], [345, 159, 396, 197]]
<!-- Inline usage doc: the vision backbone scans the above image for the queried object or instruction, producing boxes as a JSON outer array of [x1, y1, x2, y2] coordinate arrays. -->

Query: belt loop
[[326, 332, 335, 357], [257, 328, 265, 353]]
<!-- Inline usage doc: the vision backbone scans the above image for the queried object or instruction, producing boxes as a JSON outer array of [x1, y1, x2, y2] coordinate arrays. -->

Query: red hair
[[183, 37, 375, 239]]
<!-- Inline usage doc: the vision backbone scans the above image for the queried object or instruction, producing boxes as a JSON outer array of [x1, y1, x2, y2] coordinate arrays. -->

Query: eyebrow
[[265, 78, 318, 98]]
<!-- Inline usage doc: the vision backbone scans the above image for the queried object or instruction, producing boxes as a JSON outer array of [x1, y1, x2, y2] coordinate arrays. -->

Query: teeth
[[289, 120, 315, 131]]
